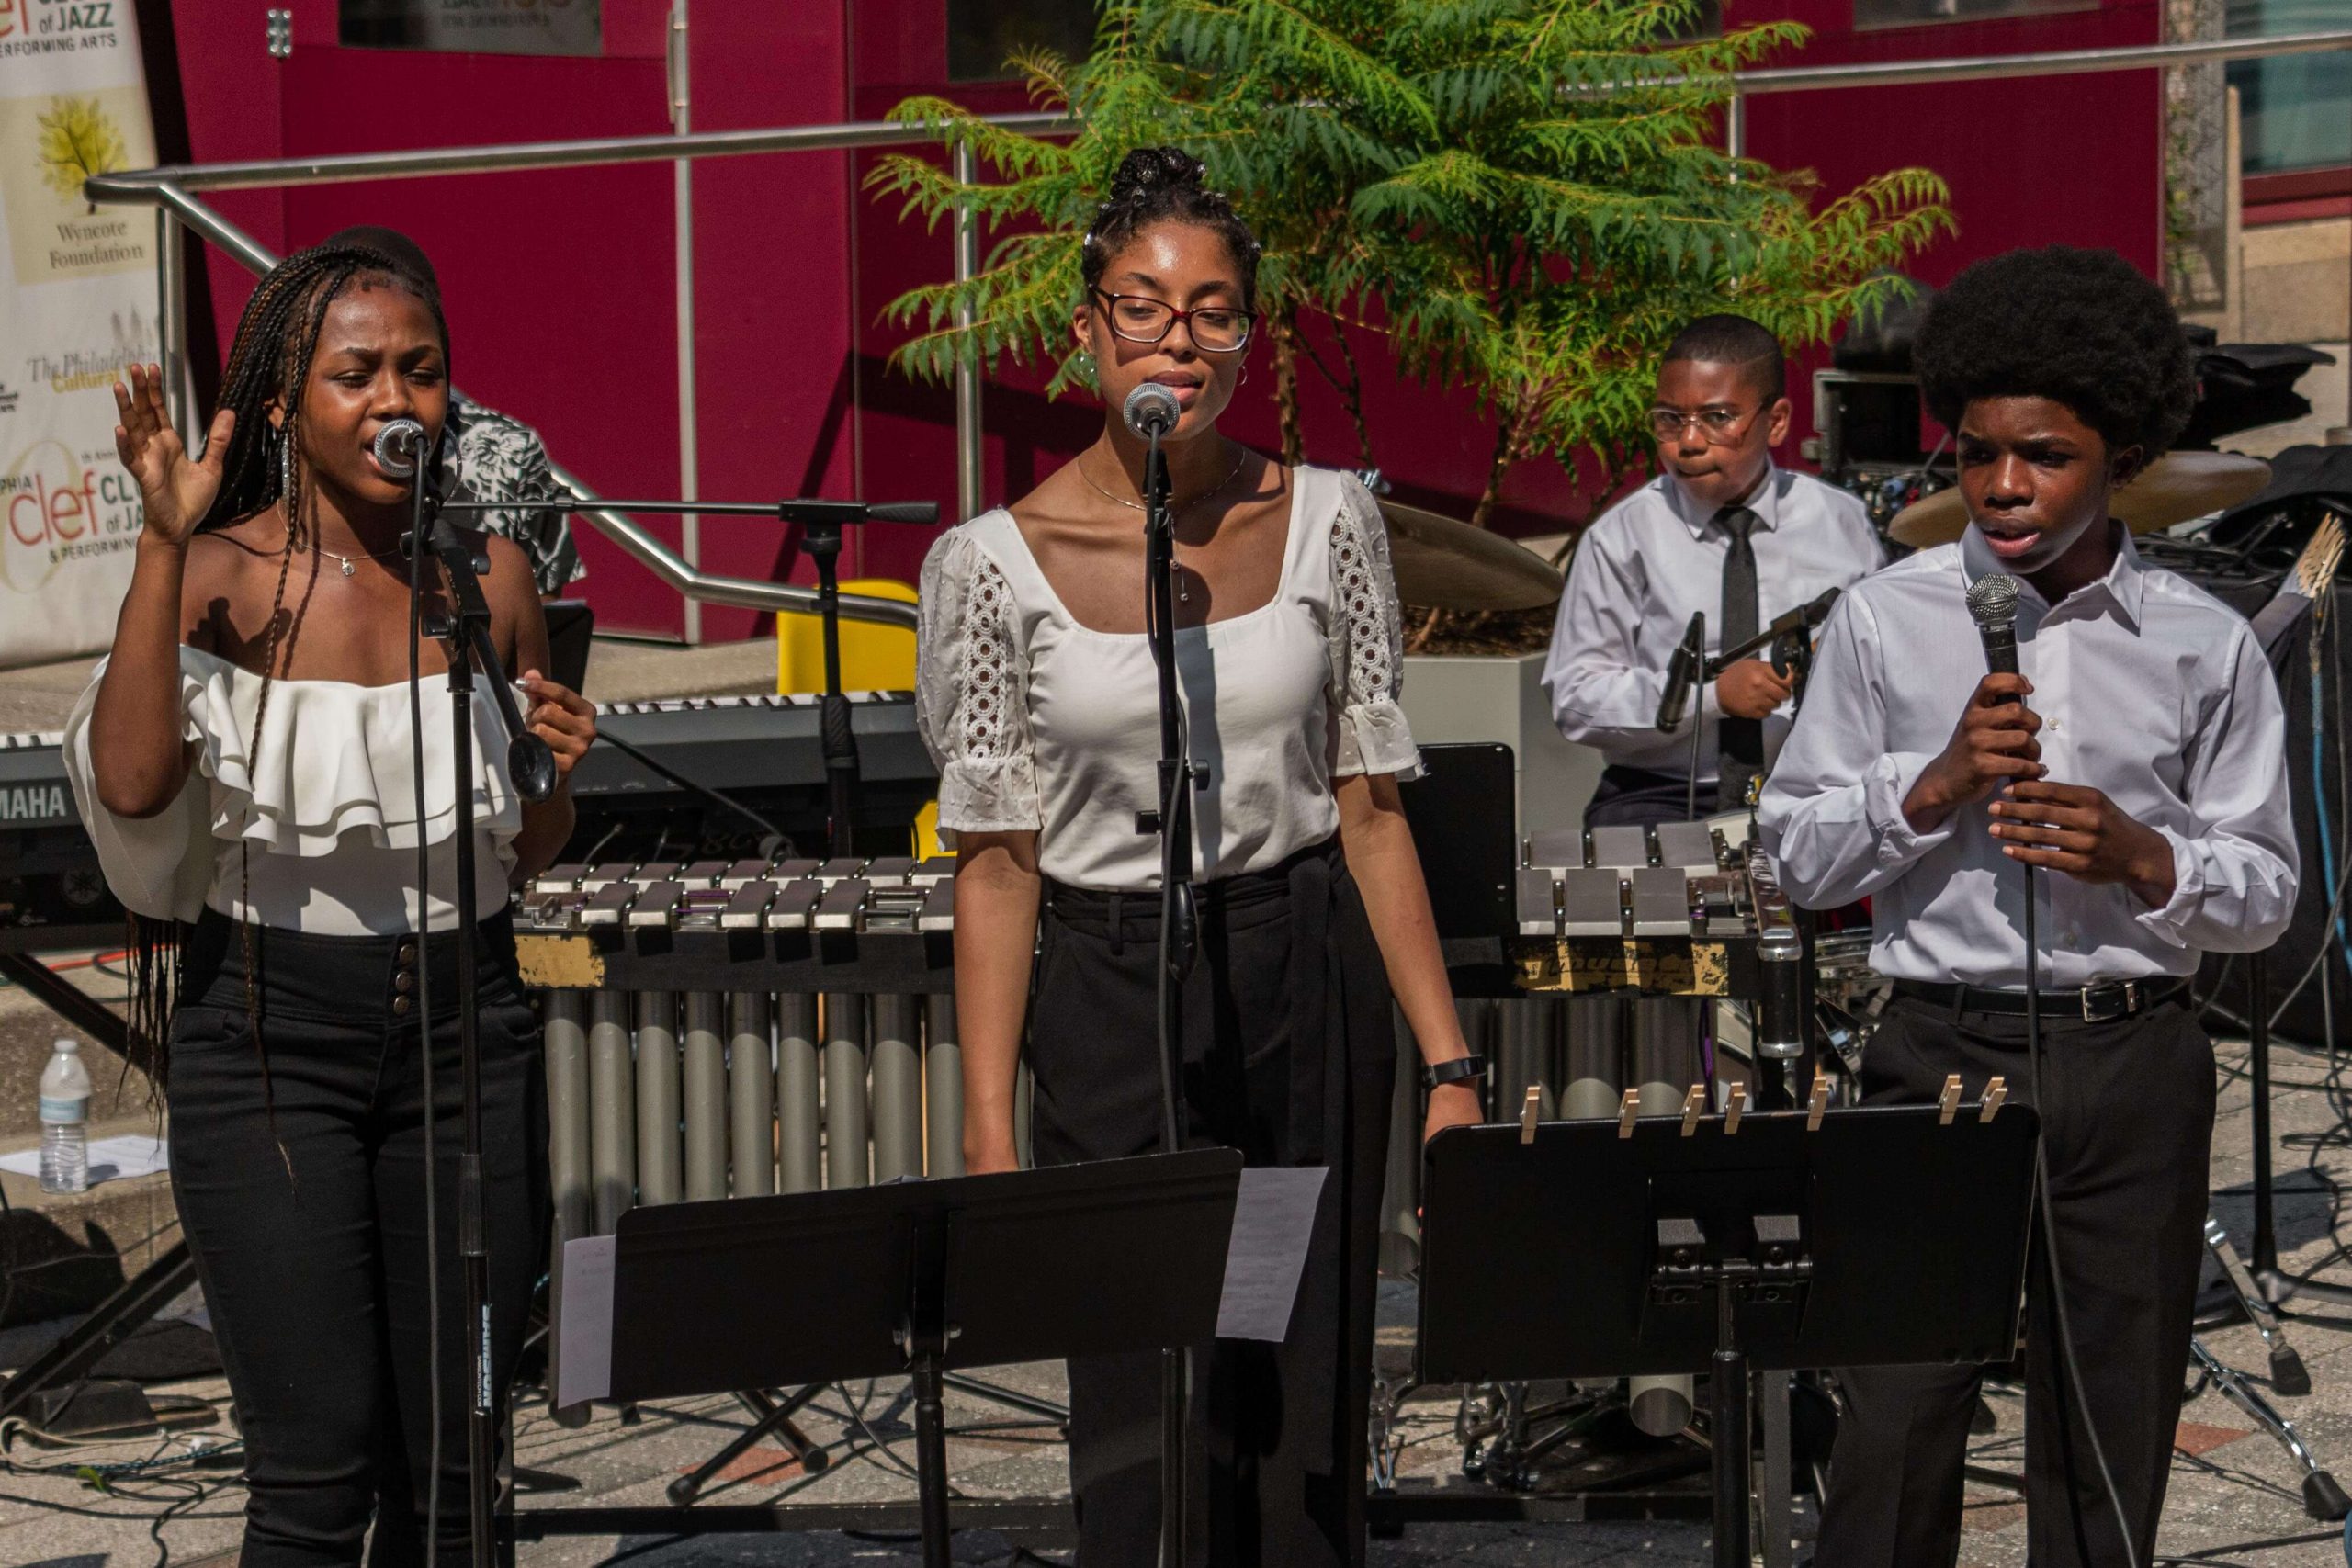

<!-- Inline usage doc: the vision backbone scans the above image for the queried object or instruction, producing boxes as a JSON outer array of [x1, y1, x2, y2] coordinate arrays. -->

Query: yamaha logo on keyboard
[[0, 784, 71, 827]]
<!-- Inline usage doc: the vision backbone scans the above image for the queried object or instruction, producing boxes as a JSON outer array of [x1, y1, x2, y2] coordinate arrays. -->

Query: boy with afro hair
[[1760, 246, 2298, 1565]]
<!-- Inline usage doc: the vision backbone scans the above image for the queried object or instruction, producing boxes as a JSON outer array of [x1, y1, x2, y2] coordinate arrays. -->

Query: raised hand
[[112, 362, 235, 547]]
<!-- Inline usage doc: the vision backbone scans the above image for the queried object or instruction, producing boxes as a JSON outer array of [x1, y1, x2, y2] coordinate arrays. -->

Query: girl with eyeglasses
[[914, 146, 1483, 1566]]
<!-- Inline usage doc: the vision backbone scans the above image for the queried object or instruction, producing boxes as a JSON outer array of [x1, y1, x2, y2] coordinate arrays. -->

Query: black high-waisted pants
[[1029, 837, 1398, 1567], [166, 908, 549, 1568]]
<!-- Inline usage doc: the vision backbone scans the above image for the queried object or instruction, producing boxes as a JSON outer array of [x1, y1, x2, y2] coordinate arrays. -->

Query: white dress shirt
[[1542, 463, 1883, 781], [1758, 525, 2297, 989]]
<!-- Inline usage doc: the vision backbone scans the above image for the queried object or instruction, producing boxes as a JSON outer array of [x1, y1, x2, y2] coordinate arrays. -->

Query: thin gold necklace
[[1076, 446, 1252, 603]]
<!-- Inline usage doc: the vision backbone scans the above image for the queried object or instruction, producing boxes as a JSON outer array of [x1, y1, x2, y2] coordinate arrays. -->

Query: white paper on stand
[[555, 1235, 616, 1407], [1216, 1166, 1329, 1342]]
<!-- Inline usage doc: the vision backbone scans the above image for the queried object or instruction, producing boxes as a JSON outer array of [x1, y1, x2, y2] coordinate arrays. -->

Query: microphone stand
[[436, 497, 936, 857], [406, 468, 558, 1568], [1135, 424, 1195, 1568]]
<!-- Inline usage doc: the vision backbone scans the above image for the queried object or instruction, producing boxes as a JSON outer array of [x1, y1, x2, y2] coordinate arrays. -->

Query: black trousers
[[166, 909, 550, 1568], [1586, 763, 1703, 829], [1813, 993, 2215, 1568], [1029, 839, 1397, 1568]]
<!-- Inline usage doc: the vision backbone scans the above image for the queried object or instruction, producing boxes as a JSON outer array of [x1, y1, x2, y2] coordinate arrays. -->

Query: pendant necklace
[[311, 541, 405, 578], [1078, 446, 1251, 604]]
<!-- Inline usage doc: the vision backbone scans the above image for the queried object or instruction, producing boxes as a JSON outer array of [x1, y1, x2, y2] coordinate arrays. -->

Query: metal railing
[[89, 28, 2352, 630]]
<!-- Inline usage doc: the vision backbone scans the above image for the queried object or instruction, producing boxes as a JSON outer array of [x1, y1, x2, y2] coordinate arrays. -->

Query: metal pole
[[154, 208, 188, 442], [2250, 949, 2279, 1277], [670, 0, 702, 642], [1726, 86, 1746, 162], [952, 141, 984, 524], [74, 30, 2351, 207]]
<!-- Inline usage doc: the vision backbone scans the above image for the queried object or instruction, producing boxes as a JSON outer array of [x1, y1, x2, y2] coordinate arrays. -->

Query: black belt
[[1894, 976, 2187, 1025]]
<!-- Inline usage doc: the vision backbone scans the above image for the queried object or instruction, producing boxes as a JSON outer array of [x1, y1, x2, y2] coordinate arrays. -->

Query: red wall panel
[[153, 0, 2176, 641]]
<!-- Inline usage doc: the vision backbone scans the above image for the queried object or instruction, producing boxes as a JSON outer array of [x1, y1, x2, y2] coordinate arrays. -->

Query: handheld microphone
[[1966, 572, 2022, 682], [1123, 382, 1182, 441], [1655, 612, 1706, 733], [372, 418, 427, 481]]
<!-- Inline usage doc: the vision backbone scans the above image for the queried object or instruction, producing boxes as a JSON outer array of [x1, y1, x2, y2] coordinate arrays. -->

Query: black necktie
[[1717, 506, 1762, 807]]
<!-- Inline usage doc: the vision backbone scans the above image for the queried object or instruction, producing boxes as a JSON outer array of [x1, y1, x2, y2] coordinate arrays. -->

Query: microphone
[[1967, 572, 2022, 681], [372, 418, 427, 481], [1655, 612, 1706, 733], [1123, 382, 1182, 441]]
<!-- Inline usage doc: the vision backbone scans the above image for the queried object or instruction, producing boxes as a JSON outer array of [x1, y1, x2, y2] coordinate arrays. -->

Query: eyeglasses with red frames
[[1090, 288, 1255, 353]]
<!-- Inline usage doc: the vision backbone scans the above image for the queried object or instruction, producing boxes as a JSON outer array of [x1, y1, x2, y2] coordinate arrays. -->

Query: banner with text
[[0, 0, 158, 669]]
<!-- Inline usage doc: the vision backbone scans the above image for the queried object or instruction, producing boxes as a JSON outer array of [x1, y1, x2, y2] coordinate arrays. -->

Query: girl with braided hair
[[917, 146, 1481, 1565], [64, 243, 595, 1566]]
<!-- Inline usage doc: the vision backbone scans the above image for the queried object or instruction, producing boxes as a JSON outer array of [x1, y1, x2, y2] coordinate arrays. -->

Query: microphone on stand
[[373, 417, 428, 481], [1655, 613, 1707, 733], [1124, 382, 1182, 441]]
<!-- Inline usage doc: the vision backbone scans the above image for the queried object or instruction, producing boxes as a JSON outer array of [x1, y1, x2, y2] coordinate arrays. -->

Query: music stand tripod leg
[[2188, 1337, 2350, 1520], [664, 1384, 830, 1505], [1758, 1370, 1792, 1568]]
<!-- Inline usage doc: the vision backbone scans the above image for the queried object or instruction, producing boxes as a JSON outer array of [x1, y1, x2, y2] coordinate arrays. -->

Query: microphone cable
[[2020, 815, 2141, 1568]]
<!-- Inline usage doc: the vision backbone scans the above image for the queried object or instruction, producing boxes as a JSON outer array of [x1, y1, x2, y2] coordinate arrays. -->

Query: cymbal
[[1379, 499, 1566, 612], [1887, 452, 2273, 548]]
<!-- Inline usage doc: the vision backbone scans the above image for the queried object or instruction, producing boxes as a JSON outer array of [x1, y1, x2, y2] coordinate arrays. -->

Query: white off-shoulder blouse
[[916, 464, 1420, 891], [63, 647, 522, 936]]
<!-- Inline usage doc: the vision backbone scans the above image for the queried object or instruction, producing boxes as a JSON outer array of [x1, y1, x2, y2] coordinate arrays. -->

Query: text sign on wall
[[0, 0, 162, 669], [340, 0, 603, 59]]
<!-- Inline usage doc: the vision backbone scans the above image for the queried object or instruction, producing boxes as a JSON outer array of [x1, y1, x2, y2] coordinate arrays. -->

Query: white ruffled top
[[916, 464, 1420, 891], [63, 646, 523, 936]]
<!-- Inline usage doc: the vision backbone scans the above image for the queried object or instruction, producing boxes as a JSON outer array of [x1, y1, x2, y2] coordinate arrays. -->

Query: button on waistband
[[391, 995, 412, 1017]]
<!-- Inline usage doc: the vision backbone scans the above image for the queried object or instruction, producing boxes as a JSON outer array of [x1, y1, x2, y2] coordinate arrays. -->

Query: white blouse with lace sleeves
[[915, 528, 1043, 836], [917, 466, 1419, 890], [1328, 474, 1421, 780]]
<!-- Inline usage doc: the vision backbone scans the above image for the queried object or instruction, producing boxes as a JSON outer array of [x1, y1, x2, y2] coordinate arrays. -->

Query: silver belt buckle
[[2082, 980, 2134, 1024]]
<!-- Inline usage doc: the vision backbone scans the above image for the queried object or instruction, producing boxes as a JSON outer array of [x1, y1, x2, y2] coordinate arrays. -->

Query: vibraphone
[[516, 852, 1012, 1429], [516, 854, 981, 1235], [1385, 814, 1809, 1463]]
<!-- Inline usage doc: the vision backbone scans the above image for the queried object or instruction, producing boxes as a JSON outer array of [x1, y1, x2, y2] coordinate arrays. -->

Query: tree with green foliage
[[871, 0, 1951, 536]]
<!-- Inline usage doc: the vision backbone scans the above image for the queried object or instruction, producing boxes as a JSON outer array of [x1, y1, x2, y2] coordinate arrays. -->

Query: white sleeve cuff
[[934, 755, 1044, 838], [1334, 696, 1424, 781], [2131, 828, 2203, 949], [1862, 751, 1958, 870]]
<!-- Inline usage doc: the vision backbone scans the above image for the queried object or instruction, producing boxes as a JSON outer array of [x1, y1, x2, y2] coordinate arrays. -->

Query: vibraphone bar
[[516, 852, 1026, 1411]]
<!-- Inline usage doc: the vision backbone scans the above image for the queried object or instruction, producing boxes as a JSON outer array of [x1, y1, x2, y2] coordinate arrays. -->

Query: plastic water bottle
[[39, 1039, 91, 1195]]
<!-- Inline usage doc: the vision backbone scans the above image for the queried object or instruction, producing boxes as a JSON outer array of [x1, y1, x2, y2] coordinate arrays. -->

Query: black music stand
[[579, 1149, 1244, 1568], [1419, 1104, 2039, 1568]]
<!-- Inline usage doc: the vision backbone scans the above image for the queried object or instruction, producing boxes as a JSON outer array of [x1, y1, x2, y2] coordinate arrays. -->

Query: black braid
[[1080, 146, 1261, 310]]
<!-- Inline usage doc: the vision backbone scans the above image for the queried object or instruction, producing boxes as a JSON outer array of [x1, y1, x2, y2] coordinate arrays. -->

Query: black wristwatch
[[1423, 1054, 1488, 1090]]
